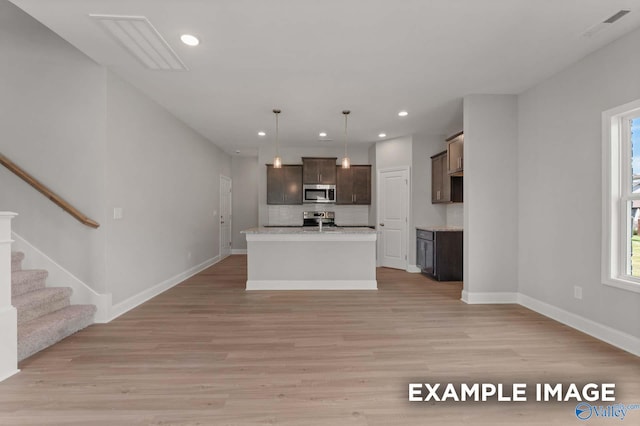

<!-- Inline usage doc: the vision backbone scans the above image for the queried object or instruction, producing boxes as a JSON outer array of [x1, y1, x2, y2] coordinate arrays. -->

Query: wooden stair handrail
[[0, 153, 100, 229]]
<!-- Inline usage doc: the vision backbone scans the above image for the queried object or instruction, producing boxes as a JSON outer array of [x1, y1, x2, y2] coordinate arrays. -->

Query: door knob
[[379, 223, 385, 226]]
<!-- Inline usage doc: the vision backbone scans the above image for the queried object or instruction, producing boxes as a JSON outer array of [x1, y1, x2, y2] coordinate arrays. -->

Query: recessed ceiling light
[[180, 34, 199, 46], [319, 132, 327, 137], [398, 111, 408, 117], [258, 131, 266, 136], [235, 150, 240, 154], [378, 133, 387, 138]]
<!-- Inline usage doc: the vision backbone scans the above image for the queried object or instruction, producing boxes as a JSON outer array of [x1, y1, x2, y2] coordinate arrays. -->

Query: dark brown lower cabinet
[[416, 229, 462, 281]]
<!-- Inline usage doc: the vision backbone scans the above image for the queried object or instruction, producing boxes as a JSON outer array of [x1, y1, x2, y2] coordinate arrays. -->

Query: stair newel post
[[0, 212, 19, 381]]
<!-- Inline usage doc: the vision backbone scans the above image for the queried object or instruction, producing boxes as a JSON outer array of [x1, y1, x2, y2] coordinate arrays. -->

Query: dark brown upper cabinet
[[431, 151, 462, 204], [266, 164, 303, 205], [336, 165, 371, 205], [447, 131, 464, 176], [302, 157, 337, 184]]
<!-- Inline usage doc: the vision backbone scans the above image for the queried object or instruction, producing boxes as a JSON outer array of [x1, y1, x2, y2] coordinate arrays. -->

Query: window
[[602, 99, 640, 293]]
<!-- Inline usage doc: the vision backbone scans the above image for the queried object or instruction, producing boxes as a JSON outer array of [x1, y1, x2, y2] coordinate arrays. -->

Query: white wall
[[518, 27, 640, 338], [0, 0, 108, 293], [463, 94, 519, 298], [231, 156, 259, 250], [257, 145, 372, 226], [105, 72, 230, 304], [375, 136, 412, 170], [0, 3, 232, 309], [446, 204, 464, 227]]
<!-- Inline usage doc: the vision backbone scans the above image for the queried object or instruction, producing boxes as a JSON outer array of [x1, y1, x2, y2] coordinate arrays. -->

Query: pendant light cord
[[273, 109, 281, 157], [344, 113, 348, 157], [343, 110, 350, 157]]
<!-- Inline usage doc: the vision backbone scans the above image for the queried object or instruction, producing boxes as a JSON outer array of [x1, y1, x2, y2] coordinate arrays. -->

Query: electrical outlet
[[574, 286, 583, 300], [113, 207, 123, 220]]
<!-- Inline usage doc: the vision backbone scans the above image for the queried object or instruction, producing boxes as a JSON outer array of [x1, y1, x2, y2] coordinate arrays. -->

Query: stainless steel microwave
[[303, 184, 336, 203]]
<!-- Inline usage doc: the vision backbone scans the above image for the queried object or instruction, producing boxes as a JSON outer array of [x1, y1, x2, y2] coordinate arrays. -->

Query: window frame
[[602, 99, 640, 293]]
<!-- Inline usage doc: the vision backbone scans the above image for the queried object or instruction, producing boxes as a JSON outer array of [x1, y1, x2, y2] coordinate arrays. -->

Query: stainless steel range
[[303, 211, 336, 227]]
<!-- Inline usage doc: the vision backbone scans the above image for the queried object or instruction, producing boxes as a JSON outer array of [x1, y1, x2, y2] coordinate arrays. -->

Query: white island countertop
[[242, 226, 376, 234]]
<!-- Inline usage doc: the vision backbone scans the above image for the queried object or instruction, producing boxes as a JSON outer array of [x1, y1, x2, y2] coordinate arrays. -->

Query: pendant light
[[272, 109, 282, 168], [341, 110, 351, 169]]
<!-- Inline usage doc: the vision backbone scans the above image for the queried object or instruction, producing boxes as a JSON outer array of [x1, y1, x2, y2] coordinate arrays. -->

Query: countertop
[[242, 226, 376, 235], [416, 225, 463, 232], [264, 225, 374, 228]]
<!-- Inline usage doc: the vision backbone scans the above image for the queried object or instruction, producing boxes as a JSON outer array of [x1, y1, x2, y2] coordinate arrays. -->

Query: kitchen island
[[241, 227, 377, 290]]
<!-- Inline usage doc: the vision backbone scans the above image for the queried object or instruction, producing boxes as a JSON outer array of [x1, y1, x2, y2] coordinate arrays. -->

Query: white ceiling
[[10, 0, 640, 155]]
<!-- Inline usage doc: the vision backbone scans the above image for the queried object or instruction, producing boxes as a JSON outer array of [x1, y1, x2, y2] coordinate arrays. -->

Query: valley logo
[[575, 402, 640, 421], [409, 382, 639, 421]]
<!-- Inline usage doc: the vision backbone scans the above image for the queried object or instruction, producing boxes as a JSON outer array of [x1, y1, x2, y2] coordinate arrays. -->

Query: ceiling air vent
[[582, 9, 631, 37], [90, 14, 188, 71], [603, 10, 631, 24]]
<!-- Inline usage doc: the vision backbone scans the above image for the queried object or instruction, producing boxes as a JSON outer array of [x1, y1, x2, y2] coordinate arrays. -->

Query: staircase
[[11, 251, 96, 361]]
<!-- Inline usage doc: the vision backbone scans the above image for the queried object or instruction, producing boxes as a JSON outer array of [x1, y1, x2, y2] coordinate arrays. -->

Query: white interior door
[[220, 175, 232, 259], [378, 168, 408, 269]]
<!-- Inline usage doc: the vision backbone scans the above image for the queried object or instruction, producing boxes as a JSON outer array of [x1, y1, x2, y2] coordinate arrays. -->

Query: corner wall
[[463, 95, 519, 301]]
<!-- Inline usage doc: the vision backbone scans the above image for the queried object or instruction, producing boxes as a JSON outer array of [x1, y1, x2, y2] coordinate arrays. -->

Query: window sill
[[603, 277, 640, 294]]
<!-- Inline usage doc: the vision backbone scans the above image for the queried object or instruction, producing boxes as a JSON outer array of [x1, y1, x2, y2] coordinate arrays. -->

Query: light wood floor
[[1, 255, 638, 425]]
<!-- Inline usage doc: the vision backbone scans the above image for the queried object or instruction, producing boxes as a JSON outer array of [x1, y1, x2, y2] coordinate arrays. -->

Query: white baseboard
[[0, 368, 19, 383], [11, 231, 112, 323], [459, 288, 639, 356], [109, 255, 220, 321], [406, 264, 421, 273], [461, 290, 519, 304], [231, 249, 247, 255], [246, 279, 378, 290], [518, 293, 640, 357]]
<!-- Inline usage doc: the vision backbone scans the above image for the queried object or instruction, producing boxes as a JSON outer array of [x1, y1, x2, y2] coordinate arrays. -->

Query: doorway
[[220, 175, 232, 260], [377, 167, 409, 269]]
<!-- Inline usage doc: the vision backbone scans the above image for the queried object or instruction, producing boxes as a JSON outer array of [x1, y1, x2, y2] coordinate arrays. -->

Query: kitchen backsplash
[[267, 205, 370, 226], [446, 203, 464, 227]]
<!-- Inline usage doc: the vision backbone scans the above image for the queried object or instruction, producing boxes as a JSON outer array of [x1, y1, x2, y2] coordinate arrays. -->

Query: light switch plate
[[573, 286, 583, 300], [113, 207, 123, 220]]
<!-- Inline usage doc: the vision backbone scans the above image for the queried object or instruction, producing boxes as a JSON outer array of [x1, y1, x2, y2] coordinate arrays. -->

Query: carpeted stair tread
[[11, 269, 48, 297], [11, 251, 24, 271], [13, 287, 73, 324], [18, 304, 97, 361]]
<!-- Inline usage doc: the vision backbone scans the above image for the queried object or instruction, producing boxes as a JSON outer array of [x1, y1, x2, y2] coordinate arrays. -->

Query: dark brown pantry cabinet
[[431, 151, 462, 204], [336, 165, 371, 205], [416, 229, 463, 281], [266, 164, 303, 205], [302, 157, 337, 184]]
